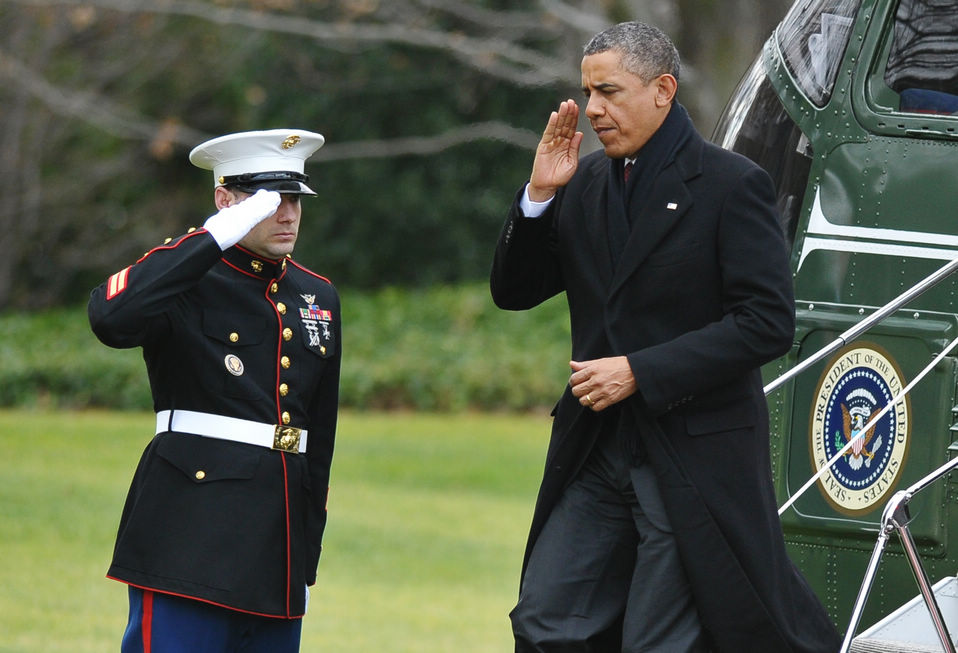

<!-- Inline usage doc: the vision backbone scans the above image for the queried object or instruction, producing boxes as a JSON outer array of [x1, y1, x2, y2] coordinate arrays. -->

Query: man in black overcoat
[[491, 22, 841, 653], [89, 129, 340, 652]]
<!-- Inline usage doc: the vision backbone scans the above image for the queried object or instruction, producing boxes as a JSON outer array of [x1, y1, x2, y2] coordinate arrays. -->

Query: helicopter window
[[711, 63, 812, 251], [778, 0, 861, 106], [883, 0, 958, 115]]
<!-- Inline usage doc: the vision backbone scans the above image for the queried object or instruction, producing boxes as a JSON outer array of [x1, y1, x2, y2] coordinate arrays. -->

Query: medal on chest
[[298, 293, 334, 355]]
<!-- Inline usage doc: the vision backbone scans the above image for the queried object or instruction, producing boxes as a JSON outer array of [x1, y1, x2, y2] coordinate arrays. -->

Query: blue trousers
[[121, 587, 303, 653]]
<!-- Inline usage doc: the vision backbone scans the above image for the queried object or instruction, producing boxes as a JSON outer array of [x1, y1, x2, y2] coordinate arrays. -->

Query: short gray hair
[[583, 22, 681, 83]]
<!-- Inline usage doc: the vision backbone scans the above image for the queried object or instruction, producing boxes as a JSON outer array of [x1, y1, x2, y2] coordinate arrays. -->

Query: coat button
[[270, 282, 279, 294], [282, 411, 291, 425], [281, 356, 291, 369], [283, 327, 293, 341], [277, 302, 287, 315], [195, 470, 206, 480], [229, 332, 239, 343], [279, 383, 289, 397]]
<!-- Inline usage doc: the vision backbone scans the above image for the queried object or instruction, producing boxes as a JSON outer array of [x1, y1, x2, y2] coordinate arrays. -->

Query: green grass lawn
[[0, 409, 550, 652]]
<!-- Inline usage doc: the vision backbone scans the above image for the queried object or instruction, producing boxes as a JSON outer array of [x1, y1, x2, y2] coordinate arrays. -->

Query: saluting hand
[[203, 189, 282, 251], [528, 99, 583, 202]]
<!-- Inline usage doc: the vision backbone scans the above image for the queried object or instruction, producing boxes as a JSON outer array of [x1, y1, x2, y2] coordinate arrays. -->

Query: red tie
[[624, 161, 633, 183]]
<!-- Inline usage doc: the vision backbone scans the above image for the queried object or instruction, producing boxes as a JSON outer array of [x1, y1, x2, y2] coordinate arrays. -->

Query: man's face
[[230, 190, 302, 259], [581, 50, 674, 159]]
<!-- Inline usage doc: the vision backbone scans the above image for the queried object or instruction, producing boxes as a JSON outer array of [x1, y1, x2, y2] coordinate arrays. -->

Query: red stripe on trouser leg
[[142, 590, 154, 653]]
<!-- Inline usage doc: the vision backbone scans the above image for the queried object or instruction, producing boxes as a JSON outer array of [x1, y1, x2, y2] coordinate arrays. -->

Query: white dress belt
[[155, 409, 308, 454]]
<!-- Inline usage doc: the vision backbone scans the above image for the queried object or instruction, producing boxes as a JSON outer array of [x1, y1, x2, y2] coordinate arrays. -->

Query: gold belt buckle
[[273, 425, 302, 453]]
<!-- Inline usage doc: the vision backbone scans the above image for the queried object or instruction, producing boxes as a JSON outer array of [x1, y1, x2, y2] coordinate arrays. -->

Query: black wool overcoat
[[491, 127, 841, 653]]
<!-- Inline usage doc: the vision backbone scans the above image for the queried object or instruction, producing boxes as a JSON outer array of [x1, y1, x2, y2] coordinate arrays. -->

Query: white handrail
[[765, 257, 958, 396], [840, 457, 958, 653]]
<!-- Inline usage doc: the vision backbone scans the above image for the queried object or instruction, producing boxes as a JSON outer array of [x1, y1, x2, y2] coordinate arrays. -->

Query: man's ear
[[214, 185, 233, 210], [654, 74, 678, 107]]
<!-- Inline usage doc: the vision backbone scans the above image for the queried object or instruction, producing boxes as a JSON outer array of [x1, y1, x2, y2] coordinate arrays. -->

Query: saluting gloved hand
[[203, 188, 282, 250]]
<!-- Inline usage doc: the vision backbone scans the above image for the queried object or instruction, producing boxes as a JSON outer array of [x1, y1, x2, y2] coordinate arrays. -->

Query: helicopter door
[[778, 0, 958, 626]]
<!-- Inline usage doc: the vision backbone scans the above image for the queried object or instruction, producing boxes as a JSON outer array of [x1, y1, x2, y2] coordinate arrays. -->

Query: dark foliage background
[[0, 0, 790, 310]]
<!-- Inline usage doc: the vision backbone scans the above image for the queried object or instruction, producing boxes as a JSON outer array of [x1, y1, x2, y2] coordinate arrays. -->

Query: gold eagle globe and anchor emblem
[[281, 135, 302, 150], [273, 426, 302, 453]]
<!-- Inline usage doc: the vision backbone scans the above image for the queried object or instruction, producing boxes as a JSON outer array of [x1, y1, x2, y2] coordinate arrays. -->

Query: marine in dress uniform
[[88, 129, 340, 653]]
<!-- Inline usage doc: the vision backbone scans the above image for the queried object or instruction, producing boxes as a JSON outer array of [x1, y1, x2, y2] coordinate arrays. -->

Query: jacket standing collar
[[222, 245, 289, 280]]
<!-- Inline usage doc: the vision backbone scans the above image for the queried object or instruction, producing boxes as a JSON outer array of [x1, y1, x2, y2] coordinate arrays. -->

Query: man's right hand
[[203, 188, 281, 251], [528, 99, 583, 202]]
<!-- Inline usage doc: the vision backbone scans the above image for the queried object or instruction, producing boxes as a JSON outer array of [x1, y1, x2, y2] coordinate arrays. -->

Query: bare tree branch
[[538, 0, 610, 35], [0, 43, 540, 169], [317, 121, 540, 161], [8, 0, 575, 86], [411, 0, 561, 34], [0, 47, 208, 145]]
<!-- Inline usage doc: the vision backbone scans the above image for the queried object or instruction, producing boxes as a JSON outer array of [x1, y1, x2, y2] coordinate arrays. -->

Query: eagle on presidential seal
[[839, 387, 883, 471]]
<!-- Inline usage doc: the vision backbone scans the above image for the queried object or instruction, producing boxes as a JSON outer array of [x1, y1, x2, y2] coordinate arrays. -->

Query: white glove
[[203, 189, 281, 250]]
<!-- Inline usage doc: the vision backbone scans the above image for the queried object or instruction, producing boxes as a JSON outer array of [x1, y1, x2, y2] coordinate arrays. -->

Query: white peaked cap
[[189, 129, 325, 195]]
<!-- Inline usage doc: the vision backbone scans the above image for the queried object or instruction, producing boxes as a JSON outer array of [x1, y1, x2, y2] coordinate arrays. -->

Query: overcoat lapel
[[609, 177, 691, 297], [608, 134, 704, 299]]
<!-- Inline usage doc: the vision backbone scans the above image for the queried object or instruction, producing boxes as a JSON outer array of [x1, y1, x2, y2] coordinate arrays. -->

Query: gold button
[[281, 356, 291, 369], [282, 412, 291, 425], [320, 346, 326, 355], [277, 302, 286, 315], [279, 383, 289, 397], [281, 259, 287, 270], [270, 282, 279, 294], [283, 327, 293, 341], [163, 237, 173, 244], [229, 332, 239, 343], [187, 227, 197, 233], [195, 470, 206, 480]]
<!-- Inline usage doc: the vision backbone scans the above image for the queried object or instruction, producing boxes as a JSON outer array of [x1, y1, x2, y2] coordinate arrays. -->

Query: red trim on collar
[[286, 258, 332, 285], [234, 243, 280, 262], [221, 257, 268, 280]]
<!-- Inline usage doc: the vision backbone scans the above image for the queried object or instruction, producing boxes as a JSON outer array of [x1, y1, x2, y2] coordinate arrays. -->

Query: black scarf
[[606, 102, 694, 265]]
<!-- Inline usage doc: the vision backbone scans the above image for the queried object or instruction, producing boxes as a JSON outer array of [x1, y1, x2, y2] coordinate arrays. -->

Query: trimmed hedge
[[0, 284, 571, 412]]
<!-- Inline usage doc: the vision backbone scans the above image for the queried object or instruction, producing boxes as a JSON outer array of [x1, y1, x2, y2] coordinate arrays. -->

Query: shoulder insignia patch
[[106, 266, 131, 300]]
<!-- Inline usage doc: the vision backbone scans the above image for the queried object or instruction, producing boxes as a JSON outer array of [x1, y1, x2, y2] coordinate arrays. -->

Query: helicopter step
[[852, 576, 958, 652]]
